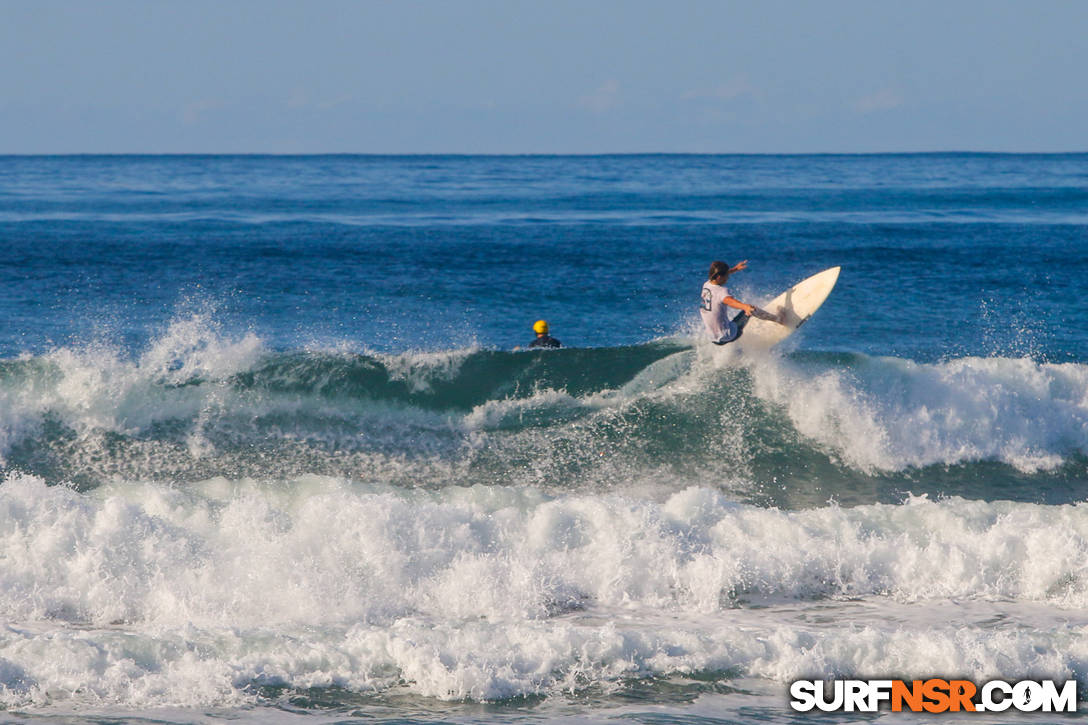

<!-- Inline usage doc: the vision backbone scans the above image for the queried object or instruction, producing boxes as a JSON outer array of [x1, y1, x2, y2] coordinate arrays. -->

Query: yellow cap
[[533, 320, 549, 334]]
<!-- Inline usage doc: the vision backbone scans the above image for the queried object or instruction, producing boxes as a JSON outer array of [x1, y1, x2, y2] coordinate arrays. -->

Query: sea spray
[[3, 149, 1088, 722], [3, 473, 1088, 707], [2, 321, 1087, 503]]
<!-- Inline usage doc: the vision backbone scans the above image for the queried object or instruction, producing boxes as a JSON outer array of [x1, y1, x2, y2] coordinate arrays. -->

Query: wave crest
[[1, 317, 1086, 501]]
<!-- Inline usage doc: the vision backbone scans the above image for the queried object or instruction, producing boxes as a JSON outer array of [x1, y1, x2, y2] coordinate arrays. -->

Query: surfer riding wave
[[700, 260, 781, 345]]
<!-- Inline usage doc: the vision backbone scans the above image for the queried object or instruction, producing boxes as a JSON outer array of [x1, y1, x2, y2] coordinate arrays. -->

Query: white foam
[[0, 314, 265, 458], [0, 316, 481, 481], [374, 346, 480, 393], [462, 387, 594, 431], [5, 314, 1085, 478], [3, 474, 1088, 708], [744, 353, 1088, 472]]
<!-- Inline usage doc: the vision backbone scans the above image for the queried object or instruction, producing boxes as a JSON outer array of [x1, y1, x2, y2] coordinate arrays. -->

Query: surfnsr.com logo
[[789, 679, 1077, 713]]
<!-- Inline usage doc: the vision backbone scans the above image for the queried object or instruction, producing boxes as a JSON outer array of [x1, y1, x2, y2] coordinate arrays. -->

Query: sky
[[2, 0, 1086, 154]]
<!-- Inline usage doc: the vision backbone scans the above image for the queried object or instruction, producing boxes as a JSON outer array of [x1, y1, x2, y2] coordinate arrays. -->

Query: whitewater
[[2, 320, 1088, 716], [1, 153, 1086, 723]]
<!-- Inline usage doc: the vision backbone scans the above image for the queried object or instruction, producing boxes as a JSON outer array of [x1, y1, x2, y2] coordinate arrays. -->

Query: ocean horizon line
[[3, 150, 1087, 159]]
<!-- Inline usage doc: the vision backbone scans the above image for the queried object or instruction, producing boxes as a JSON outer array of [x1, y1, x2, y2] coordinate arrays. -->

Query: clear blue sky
[[3, 0, 1086, 153]]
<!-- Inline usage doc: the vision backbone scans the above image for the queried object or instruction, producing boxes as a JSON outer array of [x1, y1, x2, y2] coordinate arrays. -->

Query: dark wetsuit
[[528, 334, 562, 349], [711, 311, 750, 345]]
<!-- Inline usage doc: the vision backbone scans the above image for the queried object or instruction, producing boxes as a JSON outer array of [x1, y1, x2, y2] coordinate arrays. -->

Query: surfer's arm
[[730, 260, 748, 273], [726, 295, 784, 324], [723, 296, 757, 314]]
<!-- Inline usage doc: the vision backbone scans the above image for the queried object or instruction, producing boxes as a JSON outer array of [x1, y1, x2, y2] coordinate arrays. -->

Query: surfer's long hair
[[708, 261, 730, 281]]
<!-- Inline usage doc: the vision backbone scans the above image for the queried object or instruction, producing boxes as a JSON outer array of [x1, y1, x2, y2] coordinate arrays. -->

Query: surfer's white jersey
[[700, 281, 736, 343]]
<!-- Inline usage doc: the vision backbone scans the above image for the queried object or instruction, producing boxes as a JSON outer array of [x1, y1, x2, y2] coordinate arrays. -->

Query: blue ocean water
[[0, 154, 1087, 723]]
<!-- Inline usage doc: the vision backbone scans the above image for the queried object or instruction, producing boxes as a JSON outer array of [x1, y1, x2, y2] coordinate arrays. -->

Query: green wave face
[[1, 342, 1086, 508], [228, 342, 693, 410]]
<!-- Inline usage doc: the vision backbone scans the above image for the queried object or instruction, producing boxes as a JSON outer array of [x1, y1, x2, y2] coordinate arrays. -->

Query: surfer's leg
[[732, 311, 750, 340], [711, 314, 748, 345]]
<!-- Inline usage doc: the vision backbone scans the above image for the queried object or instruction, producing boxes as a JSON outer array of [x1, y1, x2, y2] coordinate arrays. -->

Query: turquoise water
[[0, 154, 1087, 722]]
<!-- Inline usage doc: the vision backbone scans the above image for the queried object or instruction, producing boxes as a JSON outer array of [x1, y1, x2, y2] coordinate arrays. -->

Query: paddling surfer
[[528, 319, 562, 349]]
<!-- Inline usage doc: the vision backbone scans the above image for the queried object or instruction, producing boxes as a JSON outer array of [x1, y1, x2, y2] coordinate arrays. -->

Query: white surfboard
[[737, 266, 840, 350]]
